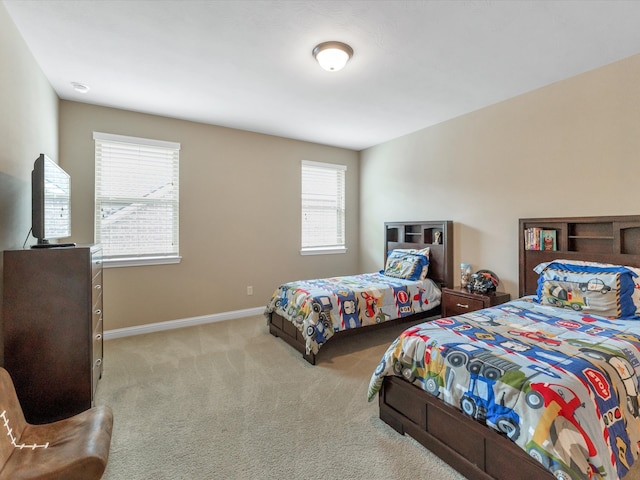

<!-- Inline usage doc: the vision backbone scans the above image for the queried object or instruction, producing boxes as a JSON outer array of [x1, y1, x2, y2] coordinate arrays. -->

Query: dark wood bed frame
[[268, 220, 454, 364], [378, 215, 640, 480]]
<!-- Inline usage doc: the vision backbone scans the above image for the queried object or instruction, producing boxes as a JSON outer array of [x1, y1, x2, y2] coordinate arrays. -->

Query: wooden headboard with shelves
[[384, 220, 454, 289], [519, 215, 640, 297]]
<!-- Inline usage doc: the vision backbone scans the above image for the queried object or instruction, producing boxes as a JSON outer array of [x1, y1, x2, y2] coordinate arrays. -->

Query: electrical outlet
[[246, 286, 253, 296]]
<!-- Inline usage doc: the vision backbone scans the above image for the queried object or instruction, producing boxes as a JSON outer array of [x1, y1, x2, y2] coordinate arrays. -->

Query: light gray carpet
[[96, 315, 467, 480]]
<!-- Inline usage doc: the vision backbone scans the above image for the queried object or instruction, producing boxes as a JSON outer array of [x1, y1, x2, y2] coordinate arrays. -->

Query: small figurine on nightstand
[[434, 231, 442, 244], [469, 269, 500, 293], [460, 263, 472, 289]]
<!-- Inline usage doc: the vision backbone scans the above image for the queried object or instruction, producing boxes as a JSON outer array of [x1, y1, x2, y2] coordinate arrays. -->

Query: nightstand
[[441, 287, 511, 317]]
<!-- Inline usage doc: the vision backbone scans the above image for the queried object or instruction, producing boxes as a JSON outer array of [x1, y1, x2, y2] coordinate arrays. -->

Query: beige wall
[[360, 54, 640, 298], [59, 102, 359, 330], [0, 4, 59, 361]]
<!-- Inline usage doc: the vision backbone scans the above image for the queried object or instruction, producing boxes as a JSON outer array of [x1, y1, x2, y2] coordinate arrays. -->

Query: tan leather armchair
[[0, 367, 113, 480]]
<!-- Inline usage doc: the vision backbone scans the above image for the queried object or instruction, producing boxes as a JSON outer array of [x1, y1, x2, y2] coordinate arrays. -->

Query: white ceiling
[[4, 0, 640, 151]]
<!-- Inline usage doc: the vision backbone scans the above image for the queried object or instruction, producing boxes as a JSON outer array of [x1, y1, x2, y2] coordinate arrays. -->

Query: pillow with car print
[[534, 260, 639, 319], [383, 248, 429, 281]]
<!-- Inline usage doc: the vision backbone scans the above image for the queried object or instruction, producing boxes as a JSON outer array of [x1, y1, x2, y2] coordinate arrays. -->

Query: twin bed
[[265, 220, 453, 364], [371, 215, 640, 480], [265, 215, 640, 480]]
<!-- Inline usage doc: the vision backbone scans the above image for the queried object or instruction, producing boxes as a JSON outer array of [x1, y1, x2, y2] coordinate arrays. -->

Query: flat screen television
[[31, 154, 73, 247]]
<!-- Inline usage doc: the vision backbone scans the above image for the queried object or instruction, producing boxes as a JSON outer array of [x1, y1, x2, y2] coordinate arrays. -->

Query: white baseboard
[[103, 306, 265, 340]]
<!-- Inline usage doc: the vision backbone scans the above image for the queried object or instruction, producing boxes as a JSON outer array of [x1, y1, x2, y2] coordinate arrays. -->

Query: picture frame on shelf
[[541, 229, 557, 251]]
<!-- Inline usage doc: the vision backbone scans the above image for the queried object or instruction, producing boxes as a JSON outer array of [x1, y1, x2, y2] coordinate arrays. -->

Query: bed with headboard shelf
[[265, 220, 454, 364], [371, 215, 640, 480]]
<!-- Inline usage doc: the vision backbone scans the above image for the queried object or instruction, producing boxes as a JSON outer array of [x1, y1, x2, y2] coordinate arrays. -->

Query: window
[[301, 160, 346, 255], [94, 132, 180, 267]]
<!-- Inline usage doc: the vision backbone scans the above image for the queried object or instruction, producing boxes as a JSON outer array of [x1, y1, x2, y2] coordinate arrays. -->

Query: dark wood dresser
[[2, 245, 103, 424]]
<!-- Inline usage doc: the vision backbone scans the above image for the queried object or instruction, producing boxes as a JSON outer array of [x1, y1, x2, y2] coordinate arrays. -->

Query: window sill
[[300, 247, 347, 256], [104, 255, 182, 268]]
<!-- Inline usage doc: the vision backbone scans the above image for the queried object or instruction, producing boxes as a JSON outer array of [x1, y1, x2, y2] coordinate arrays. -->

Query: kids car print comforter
[[368, 297, 640, 480], [264, 273, 441, 355]]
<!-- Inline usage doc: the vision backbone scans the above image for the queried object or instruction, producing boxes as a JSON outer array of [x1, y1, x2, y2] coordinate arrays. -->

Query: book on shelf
[[524, 227, 557, 251], [524, 227, 541, 250]]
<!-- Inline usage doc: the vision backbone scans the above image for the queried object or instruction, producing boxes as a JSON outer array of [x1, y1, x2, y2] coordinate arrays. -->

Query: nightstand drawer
[[443, 294, 485, 316], [441, 287, 511, 318]]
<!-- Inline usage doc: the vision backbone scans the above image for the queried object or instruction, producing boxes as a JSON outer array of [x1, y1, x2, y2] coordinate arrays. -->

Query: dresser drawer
[[92, 319, 103, 366], [92, 296, 103, 331], [92, 270, 103, 304], [92, 318, 104, 400], [91, 249, 103, 278]]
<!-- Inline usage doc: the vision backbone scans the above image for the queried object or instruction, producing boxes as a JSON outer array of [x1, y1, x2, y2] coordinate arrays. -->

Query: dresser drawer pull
[[95, 333, 102, 341], [94, 309, 102, 316], [456, 303, 470, 309], [94, 284, 102, 290], [94, 358, 102, 367]]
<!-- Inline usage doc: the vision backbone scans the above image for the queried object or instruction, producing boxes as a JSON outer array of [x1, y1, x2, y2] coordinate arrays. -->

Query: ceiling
[[4, 0, 640, 151]]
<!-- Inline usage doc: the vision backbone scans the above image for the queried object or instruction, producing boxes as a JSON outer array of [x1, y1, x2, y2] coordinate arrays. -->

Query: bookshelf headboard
[[519, 215, 640, 297], [384, 220, 454, 289]]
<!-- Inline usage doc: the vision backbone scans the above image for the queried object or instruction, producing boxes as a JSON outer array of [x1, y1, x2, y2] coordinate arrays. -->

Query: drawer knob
[[95, 284, 102, 290], [456, 303, 470, 309], [94, 358, 102, 367], [95, 333, 102, 340]]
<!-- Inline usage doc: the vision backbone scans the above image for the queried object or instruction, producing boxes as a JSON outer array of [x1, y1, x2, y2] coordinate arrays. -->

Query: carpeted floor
[[96, 315, 467, 480]]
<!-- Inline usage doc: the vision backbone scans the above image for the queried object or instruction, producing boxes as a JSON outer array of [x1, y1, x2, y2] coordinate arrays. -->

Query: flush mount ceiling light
[[71, 82, 90, 93], [312, 41, 353, 72]]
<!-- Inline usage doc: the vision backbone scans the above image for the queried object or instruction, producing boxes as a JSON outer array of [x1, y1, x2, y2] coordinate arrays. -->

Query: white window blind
[[301, 160, 346, 255], [94, 132, 180, 265]]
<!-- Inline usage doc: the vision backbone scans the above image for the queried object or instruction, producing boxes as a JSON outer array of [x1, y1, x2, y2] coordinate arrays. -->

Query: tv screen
[[32, 154, 71, 245]]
